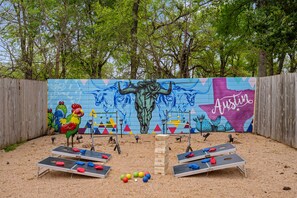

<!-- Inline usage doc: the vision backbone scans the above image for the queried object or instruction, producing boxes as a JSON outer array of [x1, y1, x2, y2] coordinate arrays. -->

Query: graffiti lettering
[[211, 92, 253, 115]]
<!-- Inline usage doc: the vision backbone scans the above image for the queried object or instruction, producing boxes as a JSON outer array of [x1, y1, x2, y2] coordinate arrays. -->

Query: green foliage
[[0, 0, 296, 79], [3, 141, 26, 152]]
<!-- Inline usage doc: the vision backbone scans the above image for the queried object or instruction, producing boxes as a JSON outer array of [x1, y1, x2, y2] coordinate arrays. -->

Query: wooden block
[[154, 166, 169, 175], [154, 157, 168, 164], [154, 161, 169, 167], [155, 147, 169, 154], [155, 153, 169, 159], [155, 141, 168, 147], [155, 134, 170, 141]]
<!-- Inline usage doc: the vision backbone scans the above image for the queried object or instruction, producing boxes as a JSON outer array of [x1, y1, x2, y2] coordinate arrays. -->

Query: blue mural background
[[48, 77, 256, 134]]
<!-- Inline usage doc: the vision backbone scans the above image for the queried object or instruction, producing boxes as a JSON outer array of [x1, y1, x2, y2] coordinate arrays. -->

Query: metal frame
[[90, 111, 121, 154], [165, 110, 192, 152]]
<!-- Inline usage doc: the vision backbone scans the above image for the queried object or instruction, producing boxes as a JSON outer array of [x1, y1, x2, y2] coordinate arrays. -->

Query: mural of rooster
[[53, 101, 67, 132], [47, 108, 54, 128], [60, 103, 84, 147]]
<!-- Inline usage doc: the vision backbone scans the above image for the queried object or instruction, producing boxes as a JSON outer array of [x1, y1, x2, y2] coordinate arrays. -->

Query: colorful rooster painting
[[52, 101, 67, 132], [60, 103, 84, 147]]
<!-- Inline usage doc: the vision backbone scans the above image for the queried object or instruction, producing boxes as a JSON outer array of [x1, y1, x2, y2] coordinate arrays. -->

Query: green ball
[[133, 172, 139, 178], [120, 174, 126, 180]]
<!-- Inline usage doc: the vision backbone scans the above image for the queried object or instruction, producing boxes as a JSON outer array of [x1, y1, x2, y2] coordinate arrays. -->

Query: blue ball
[[142, 176, 149, 183], [145, 173, 151, 179]]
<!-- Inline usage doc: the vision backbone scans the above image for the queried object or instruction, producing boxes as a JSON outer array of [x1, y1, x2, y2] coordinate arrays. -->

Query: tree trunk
[[130, 0, 140, 79], [289, 53, 296, 72], [61, 43, 66, 79], [55, 41, 61, 78], [258, 49, 267, 77], [268, 52, 274, 76], [277, 52, 286, 74]]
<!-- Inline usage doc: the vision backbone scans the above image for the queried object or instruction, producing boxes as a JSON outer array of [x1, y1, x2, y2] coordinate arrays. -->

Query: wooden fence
[[254, 73, 297, 148], [0, 79, 47, 149]]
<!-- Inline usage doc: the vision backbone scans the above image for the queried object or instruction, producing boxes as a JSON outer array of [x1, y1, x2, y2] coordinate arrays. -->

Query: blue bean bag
[[201, 158, 210, 163], [76, 161, 85, 165]]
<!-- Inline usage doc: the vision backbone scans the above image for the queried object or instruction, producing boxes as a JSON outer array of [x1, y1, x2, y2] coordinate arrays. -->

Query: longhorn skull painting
[[118, 80, 172, 134]]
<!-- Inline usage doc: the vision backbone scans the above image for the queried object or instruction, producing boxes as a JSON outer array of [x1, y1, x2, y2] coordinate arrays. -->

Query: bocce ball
[[145, 173, 151, 180], [126, 173, 132, 179], [142, 176, 149, 183], [120, 174, 126, 180], [123, 177, 129, 183], [133, 172, 139, 178], [138, 172, 145, 178]]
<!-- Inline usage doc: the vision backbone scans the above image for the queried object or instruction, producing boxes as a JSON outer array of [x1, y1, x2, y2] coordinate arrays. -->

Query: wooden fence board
[[271, 75, 282, 141], [0, 79, 47, 149], [255, 73, 297, 148], [0, 79, 5, 147], [253, 78, 259, 134], [295, 75, 297, 148]]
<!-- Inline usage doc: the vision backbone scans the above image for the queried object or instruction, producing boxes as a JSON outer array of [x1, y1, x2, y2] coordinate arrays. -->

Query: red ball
[[123, 177, 128, 183]]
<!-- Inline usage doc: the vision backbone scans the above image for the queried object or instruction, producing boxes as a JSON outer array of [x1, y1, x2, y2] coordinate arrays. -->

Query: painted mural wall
[[47, 78, 256, 135]]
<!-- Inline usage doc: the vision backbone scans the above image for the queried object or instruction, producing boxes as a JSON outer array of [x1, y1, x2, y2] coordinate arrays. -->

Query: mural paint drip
[[47, 78, 256, 134]]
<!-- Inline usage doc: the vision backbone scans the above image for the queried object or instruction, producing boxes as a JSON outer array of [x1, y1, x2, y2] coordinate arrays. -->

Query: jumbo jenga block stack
[[154, 134, 169, 175]]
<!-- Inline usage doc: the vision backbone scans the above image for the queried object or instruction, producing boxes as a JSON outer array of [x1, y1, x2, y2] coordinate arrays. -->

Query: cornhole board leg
[[237, 164, 247, 177], [37, 167, 50, 178]]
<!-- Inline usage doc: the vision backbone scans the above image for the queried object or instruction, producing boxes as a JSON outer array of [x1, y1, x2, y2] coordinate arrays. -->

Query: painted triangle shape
[[199, 78, 208, 86], [184, 121, 190, 128], [168, 127, 176, 134], [102, 128, 109, 134], [124, 125, 131, 132], [99, 122, 105, 128], [154, 124, 162, 132], [94, 128, 100, 134]]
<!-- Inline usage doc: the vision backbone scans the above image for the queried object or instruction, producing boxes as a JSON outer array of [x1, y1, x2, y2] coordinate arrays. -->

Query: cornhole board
[[52, 146, 111, 162], [37, 156, 111, 178], [173, 153, 246, 178], [177, 143, 236, 163]]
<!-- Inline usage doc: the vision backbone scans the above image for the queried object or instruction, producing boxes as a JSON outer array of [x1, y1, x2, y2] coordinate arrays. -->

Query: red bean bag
[[210, 157, 216, 164], [56, 161, 64, 166], [95, 165, 104, 170], [185, 152, 195, 158], [72, 148, 80, 152], [102, 155, 108, 159], [77, 167, 85, 173], [209, 147, 216, 152]]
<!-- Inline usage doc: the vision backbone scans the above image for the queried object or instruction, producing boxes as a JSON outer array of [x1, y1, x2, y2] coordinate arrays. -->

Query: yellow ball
[[138, 172, 145, 178], [126, 173, 132, 179]]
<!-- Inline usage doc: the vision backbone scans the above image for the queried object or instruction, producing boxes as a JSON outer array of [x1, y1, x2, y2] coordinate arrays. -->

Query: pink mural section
[[199, 78, 254, 132]]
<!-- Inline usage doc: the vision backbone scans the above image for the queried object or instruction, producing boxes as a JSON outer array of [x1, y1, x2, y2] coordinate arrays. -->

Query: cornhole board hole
[[173, 153, 246, 178], [37, 156, 111, 178], [177, 143, 236, 163], [52, 146, 111, 162]]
